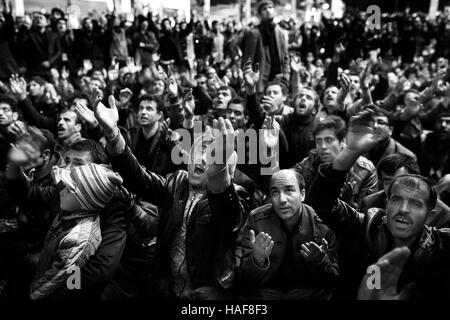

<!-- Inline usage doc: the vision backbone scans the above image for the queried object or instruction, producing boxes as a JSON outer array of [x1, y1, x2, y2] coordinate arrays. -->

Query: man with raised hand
[[93, 94, 244, 300], [307, 109, 450, 300], [239, 169, 339, 300]]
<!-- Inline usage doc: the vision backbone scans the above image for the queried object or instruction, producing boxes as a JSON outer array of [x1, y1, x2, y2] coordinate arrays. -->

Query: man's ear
[[12, 112, 18, 121], [157, 111, 163, 121], [75, 123, 82, 133], [340, 139, 346, 150], [244, 115, 249, 125], [300, 188, 305, 202], [388, 125, 393, 136]]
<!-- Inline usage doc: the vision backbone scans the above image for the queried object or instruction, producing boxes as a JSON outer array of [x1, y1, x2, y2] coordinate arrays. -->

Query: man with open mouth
[[307, 109, 450, 300]]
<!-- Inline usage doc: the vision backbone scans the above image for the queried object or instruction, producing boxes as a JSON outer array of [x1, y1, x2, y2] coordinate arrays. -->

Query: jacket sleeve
[[306, 162, 365, 235], [51, 201, 128, 299], [6, 171, 57, 211], [106, 133, 169, 207], [207, 183, 243, 234], [354, 169, 378, 209], [31, 217, 101, 300], [17, 97, 56, 131], [239, 214, 270, 285]]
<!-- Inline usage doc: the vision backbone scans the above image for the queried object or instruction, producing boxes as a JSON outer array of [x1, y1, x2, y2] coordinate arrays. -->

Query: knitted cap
[[54, 164, 123, 211]]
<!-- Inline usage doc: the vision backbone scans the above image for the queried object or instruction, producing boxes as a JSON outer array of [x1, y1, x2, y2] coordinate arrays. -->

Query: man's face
[[437, 57, 449, 69], [28, 81, 45, 97], [260, 4, 275, 22], [0, 103, 17, 126], [57, 20, 67, 33], [138, 100, 161, 127], [265, 84, 285, 113], [404, 91, 421, 108], [152, 80, 165, 96], [386, 178, 431, 244], [63, 149, 93, 170], [196, 76, 207, 91], [226, 103, 246, 130], [16, 139, 46, 172], [349, 75, 361, 93], [188, 137, 213, 188], [83, 18, 93, 31], [373, 115, 392, 140], [315, 128, 343, 163], [163, 20, 171, 32], [214, 89, 232, 110], [270, 170, 304, 222], [323, 86, 339, 109], [33, 14, 47, 28], [437, 116, 450, 133], [294, 88, 316, 117], [57, 110, 81, 140]]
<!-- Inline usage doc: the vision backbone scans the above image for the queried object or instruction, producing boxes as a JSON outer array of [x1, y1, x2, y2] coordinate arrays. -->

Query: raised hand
[[118, 88, 133, 107], [183, 88, 195, 120], [205, 117, 236, 177], [243, 58, 260, 89], [346, 109, 383, 154], [300, 238, 328, 263], [358, 247, 415, 300], [290, 55, 302, 73], [7, 120, 28, 138], [167, 76, 178, 97], [93, 93, 119, 139], [9, 74, 27, 101], [74, 102, 98, 128], [249, 230, 274, 267], [107, 63, 119, 82], [261, 95, 275, 114], [262, 115, 280, 149], [339, 72, 351, 94]]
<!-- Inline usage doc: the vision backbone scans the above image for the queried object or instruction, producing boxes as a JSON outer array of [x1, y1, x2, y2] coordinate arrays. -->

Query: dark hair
[[387, 174, 437, 210], [377, 153, 420, 179], [59, 107, 82, 125], [265, 80, 287, 96], [137, 94, 166, 114], [227, 96, 248, 116], [313, 115, 347, 141], [217, 86, 237, 99], [29, 76, 46, 87], [0, 94, 18, 112], [68, 139, 109, 165], [372, 106, 394, 127], [72, 92, 90, 105]]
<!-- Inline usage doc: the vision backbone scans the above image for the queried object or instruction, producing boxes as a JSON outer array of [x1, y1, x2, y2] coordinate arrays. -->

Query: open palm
[[93, 94, 119, 137]]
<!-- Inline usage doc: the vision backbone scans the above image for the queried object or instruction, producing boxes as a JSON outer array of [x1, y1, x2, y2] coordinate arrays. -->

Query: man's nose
[[279, 192, 288, 203]]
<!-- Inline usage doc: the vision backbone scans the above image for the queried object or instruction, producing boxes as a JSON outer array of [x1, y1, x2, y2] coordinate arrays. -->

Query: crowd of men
[[1, 0, 450, 300]]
